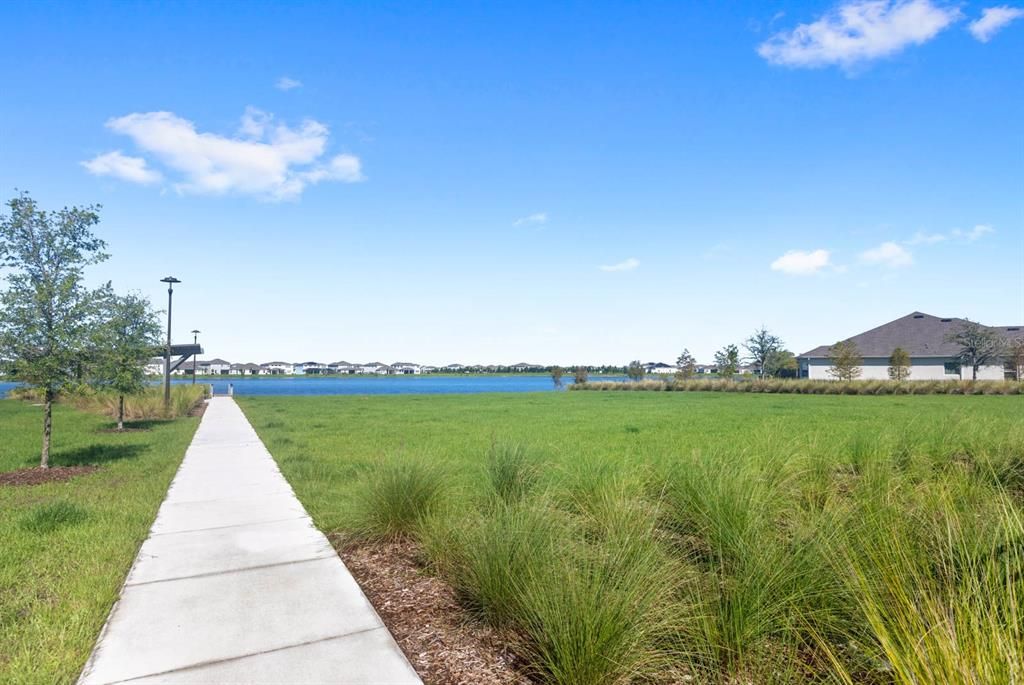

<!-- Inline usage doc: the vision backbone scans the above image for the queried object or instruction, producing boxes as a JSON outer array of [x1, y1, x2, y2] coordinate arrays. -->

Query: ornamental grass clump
[[572, 378, 1023, 395], [424, 456, 682, 684], [513, 512, 680, 685], [823, 480, 1024, 685], [349, 455, 447, 541], [661, 450, 839, 678], [486, 441, 541, 504], [424, 498, 567, 629]]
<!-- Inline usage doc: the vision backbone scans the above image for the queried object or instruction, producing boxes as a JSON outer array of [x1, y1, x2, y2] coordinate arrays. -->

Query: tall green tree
[[92, 292, 162, 430], [675, 349, 697, 379], [827, 340, 863, 381], [0, 192, 108, 467], [945, 320, 1006, 381], [714, 344, 740, 379], [888, 347, 912, 381], [550, 365, 564, 388], [765, 349, 798, 378], [626, 360, 645, 381], [744, 327, 783, 378]]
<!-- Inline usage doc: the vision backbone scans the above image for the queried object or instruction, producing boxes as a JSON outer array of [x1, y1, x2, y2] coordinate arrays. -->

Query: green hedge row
[[572, 378, 1024, 395]]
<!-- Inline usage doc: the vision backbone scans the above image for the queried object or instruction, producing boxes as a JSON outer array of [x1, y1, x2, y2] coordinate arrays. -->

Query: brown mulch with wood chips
[[0, 465, 98, 487], [335, 538, 530, 685]]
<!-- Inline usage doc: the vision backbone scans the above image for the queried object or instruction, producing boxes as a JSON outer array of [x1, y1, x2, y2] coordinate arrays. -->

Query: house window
[[944, 362, 961, 376]]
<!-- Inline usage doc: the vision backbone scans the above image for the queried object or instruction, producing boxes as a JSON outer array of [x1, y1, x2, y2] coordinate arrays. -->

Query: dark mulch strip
[[0, 465, 99, 487], [334, 537, 530, 685], [188, 401, 207, 418]]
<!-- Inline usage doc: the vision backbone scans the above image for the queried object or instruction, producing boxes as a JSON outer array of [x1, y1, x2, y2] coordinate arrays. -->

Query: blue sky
[[1, 0, 1021, 365]]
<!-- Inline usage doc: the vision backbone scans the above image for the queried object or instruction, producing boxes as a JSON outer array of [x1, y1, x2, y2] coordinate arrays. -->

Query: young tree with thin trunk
[[550, 366, 564, 388], [626, 360, 645, 381], [945, 320, 1006, 381], [744, 327, 782, 378], [827, 340, 863, 381], [714, 344, 740, 379], [675, 349, 697, 379], [92, 291, 162, 430], [0, 192, 108, 468], [573, 366, 589, 385], [888, 347, 911, 381]]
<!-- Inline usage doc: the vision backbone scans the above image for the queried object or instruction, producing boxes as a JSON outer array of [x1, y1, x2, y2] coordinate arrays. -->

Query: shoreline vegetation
[[575, 377, 1024, 395], [241, 392, 1024, 685], [8, 385, 208, 419]]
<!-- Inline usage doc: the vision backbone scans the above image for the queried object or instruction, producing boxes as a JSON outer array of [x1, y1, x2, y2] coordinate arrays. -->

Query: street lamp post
[[191, 329, 201, 384], [161, 277, 181, 409]]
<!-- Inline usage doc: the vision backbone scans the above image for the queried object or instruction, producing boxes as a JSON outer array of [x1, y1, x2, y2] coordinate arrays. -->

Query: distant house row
[[144, 360, 555, 376]]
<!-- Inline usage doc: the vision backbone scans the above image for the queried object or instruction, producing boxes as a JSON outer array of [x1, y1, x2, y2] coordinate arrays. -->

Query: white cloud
[[861, 241, 914, 267], [905, 224, 995, 245], [770, 249, 832, 275], [81, 150, 163, 185], [758, 0, 960, 70], [238, 106, 273, 139], [88, 109, 363, 200], [952, 224, 995, 241], [275, 76, 303, 91], [905, 230, 947, 245], [513, 212, 548, 226], [599, 257, 639, 272], [969, 6, 1024, 41]]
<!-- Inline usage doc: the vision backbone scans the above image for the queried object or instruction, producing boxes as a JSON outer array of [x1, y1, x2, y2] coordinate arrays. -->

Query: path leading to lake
[[79, 397, 420, 685]]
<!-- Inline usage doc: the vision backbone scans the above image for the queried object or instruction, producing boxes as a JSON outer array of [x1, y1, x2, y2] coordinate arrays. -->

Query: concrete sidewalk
[[79, 397, 420, 685]]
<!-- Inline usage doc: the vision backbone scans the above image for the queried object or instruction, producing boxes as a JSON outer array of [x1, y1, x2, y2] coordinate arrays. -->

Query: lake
[[1, 375, 624, 398]]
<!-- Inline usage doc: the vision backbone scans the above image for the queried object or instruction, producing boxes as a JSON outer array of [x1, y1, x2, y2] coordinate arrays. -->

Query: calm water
[[184, 375, 608, 396], [0, 376, 620, 398]]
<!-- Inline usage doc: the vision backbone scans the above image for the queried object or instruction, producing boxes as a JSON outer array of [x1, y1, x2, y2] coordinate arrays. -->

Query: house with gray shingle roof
[[798, 312, 1022, 381]]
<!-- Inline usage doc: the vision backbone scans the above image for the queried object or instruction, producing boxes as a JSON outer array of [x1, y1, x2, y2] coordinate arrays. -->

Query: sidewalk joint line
[[106, 627, 388, 685], [125, 553, 337, 587], [148, 515, 307, 537]]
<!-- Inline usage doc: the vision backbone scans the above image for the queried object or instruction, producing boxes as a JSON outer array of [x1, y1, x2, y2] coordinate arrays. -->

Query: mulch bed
[[0, 465, 99, 487], [334, 537, 530, 685]]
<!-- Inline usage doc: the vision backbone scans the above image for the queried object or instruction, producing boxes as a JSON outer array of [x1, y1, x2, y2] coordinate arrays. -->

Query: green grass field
[[241, 392, 1024, 685], [0, 400, 199, 684]]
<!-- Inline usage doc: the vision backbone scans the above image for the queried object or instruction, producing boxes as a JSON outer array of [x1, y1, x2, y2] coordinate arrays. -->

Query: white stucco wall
[[802, 357, 1007, 381]]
